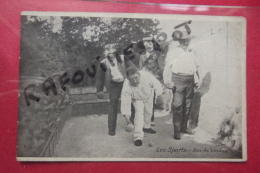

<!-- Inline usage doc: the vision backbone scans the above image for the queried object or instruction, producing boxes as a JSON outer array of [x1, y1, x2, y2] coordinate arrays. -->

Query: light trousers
[[132, 92, 154, 141]]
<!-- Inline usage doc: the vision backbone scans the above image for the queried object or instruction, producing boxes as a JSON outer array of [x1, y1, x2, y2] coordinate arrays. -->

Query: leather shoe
[[174, 125, 181, 140], [134, 140, 142, 146], [143, 128, 156, 134], [181, 129, 194, 135], [109, 131, 115, 136], [174, 133, 181, 140]]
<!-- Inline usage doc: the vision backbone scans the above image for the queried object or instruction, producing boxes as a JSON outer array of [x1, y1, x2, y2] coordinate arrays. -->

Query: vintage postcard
[[17, 11, 246, 161]]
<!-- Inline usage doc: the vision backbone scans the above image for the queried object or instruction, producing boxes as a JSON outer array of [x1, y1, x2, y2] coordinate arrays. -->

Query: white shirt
[[108, 58, 124, 82], [121, 71, 163, 115], [164, 47, 199, 84]]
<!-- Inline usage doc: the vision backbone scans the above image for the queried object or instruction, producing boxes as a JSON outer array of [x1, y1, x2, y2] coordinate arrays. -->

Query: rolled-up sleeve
[[163, 63, 172, 85], [191, 48, 200, 68], [120, 80, 132, 116], [163, 49, 174, 85]]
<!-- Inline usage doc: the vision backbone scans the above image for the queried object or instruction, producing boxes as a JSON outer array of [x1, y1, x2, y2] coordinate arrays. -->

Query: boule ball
[[97, 91, 105, 99], [125, 123, 134, 132], [156, 96, 164, 107]]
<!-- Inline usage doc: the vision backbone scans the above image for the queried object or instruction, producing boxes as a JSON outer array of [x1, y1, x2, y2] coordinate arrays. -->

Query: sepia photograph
[[17, 11, 246, 161]]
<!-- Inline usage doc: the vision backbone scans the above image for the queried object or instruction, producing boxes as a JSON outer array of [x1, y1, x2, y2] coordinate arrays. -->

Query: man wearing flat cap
[[163, 30, 202, 140], [96, 44, 126, 136], [121, 66, 163, 146]]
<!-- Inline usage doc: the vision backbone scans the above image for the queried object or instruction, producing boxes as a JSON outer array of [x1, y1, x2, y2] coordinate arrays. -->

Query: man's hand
[[155, 95, 164, 107], [123, 114, 131, 124], [113, 78, 123, 82], [97, 91, 105, 99], [165, 82, 175, 89], [195, 81, 202, 90]]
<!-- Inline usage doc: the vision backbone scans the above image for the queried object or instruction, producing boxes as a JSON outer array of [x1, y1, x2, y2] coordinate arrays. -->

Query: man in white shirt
[[163, 30, 202, 140], [96, 44, 126, 136], [121, 66, 163, 146]]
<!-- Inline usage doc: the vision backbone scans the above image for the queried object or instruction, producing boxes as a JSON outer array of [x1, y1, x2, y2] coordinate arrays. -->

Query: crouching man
[[121, 66, 163, 146]]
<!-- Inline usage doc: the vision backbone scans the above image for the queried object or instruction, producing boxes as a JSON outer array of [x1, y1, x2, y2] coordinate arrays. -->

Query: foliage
[[20, 16, 161, 87], [217, 108, 242, 151], [20, 16, 65, 77], [18, 15, 160, 156], [17, 74, 71, 157]]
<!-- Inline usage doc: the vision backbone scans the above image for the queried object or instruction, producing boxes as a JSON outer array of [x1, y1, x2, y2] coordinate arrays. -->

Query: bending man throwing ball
[[121, 66, 163, 146]]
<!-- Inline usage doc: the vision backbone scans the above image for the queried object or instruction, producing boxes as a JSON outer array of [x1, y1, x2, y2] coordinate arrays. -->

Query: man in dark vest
[[96, 44, 127, 136], [139, 36, 165, 126]]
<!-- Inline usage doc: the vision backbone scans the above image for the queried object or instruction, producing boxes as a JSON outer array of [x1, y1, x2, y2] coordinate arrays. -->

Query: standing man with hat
[[163, 30, 202, 140], [140, 36, 165, 80], [139, 36, 165, 126], [96, 44, 126, 136]]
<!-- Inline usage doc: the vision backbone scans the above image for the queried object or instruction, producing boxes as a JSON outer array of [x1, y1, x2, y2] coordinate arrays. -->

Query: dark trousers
[[171, 73, 194, 132], [189, 91, 201, 129], [151, 92, 156, 122], [108, 81, 123, 133]]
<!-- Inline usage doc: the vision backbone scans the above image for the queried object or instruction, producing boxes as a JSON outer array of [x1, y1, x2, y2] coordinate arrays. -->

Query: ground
[[54, 110, 242, 160]]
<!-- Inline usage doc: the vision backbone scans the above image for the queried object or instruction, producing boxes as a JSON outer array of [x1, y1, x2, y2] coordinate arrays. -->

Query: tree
[[20, 16, 65, 77], [20, 15, 161, 87]]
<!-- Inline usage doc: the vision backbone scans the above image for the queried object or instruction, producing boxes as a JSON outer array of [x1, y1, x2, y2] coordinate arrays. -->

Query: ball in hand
[[156, 95, 164, 107], [97, 91, 105, 99], [125, 123, 134, 132]]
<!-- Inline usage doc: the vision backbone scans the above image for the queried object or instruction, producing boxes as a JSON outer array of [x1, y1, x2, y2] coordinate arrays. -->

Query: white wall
[[159, 18, 245, 136]]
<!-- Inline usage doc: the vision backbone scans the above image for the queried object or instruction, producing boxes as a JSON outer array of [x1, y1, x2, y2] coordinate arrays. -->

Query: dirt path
[[55, 111, 242, 160]]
